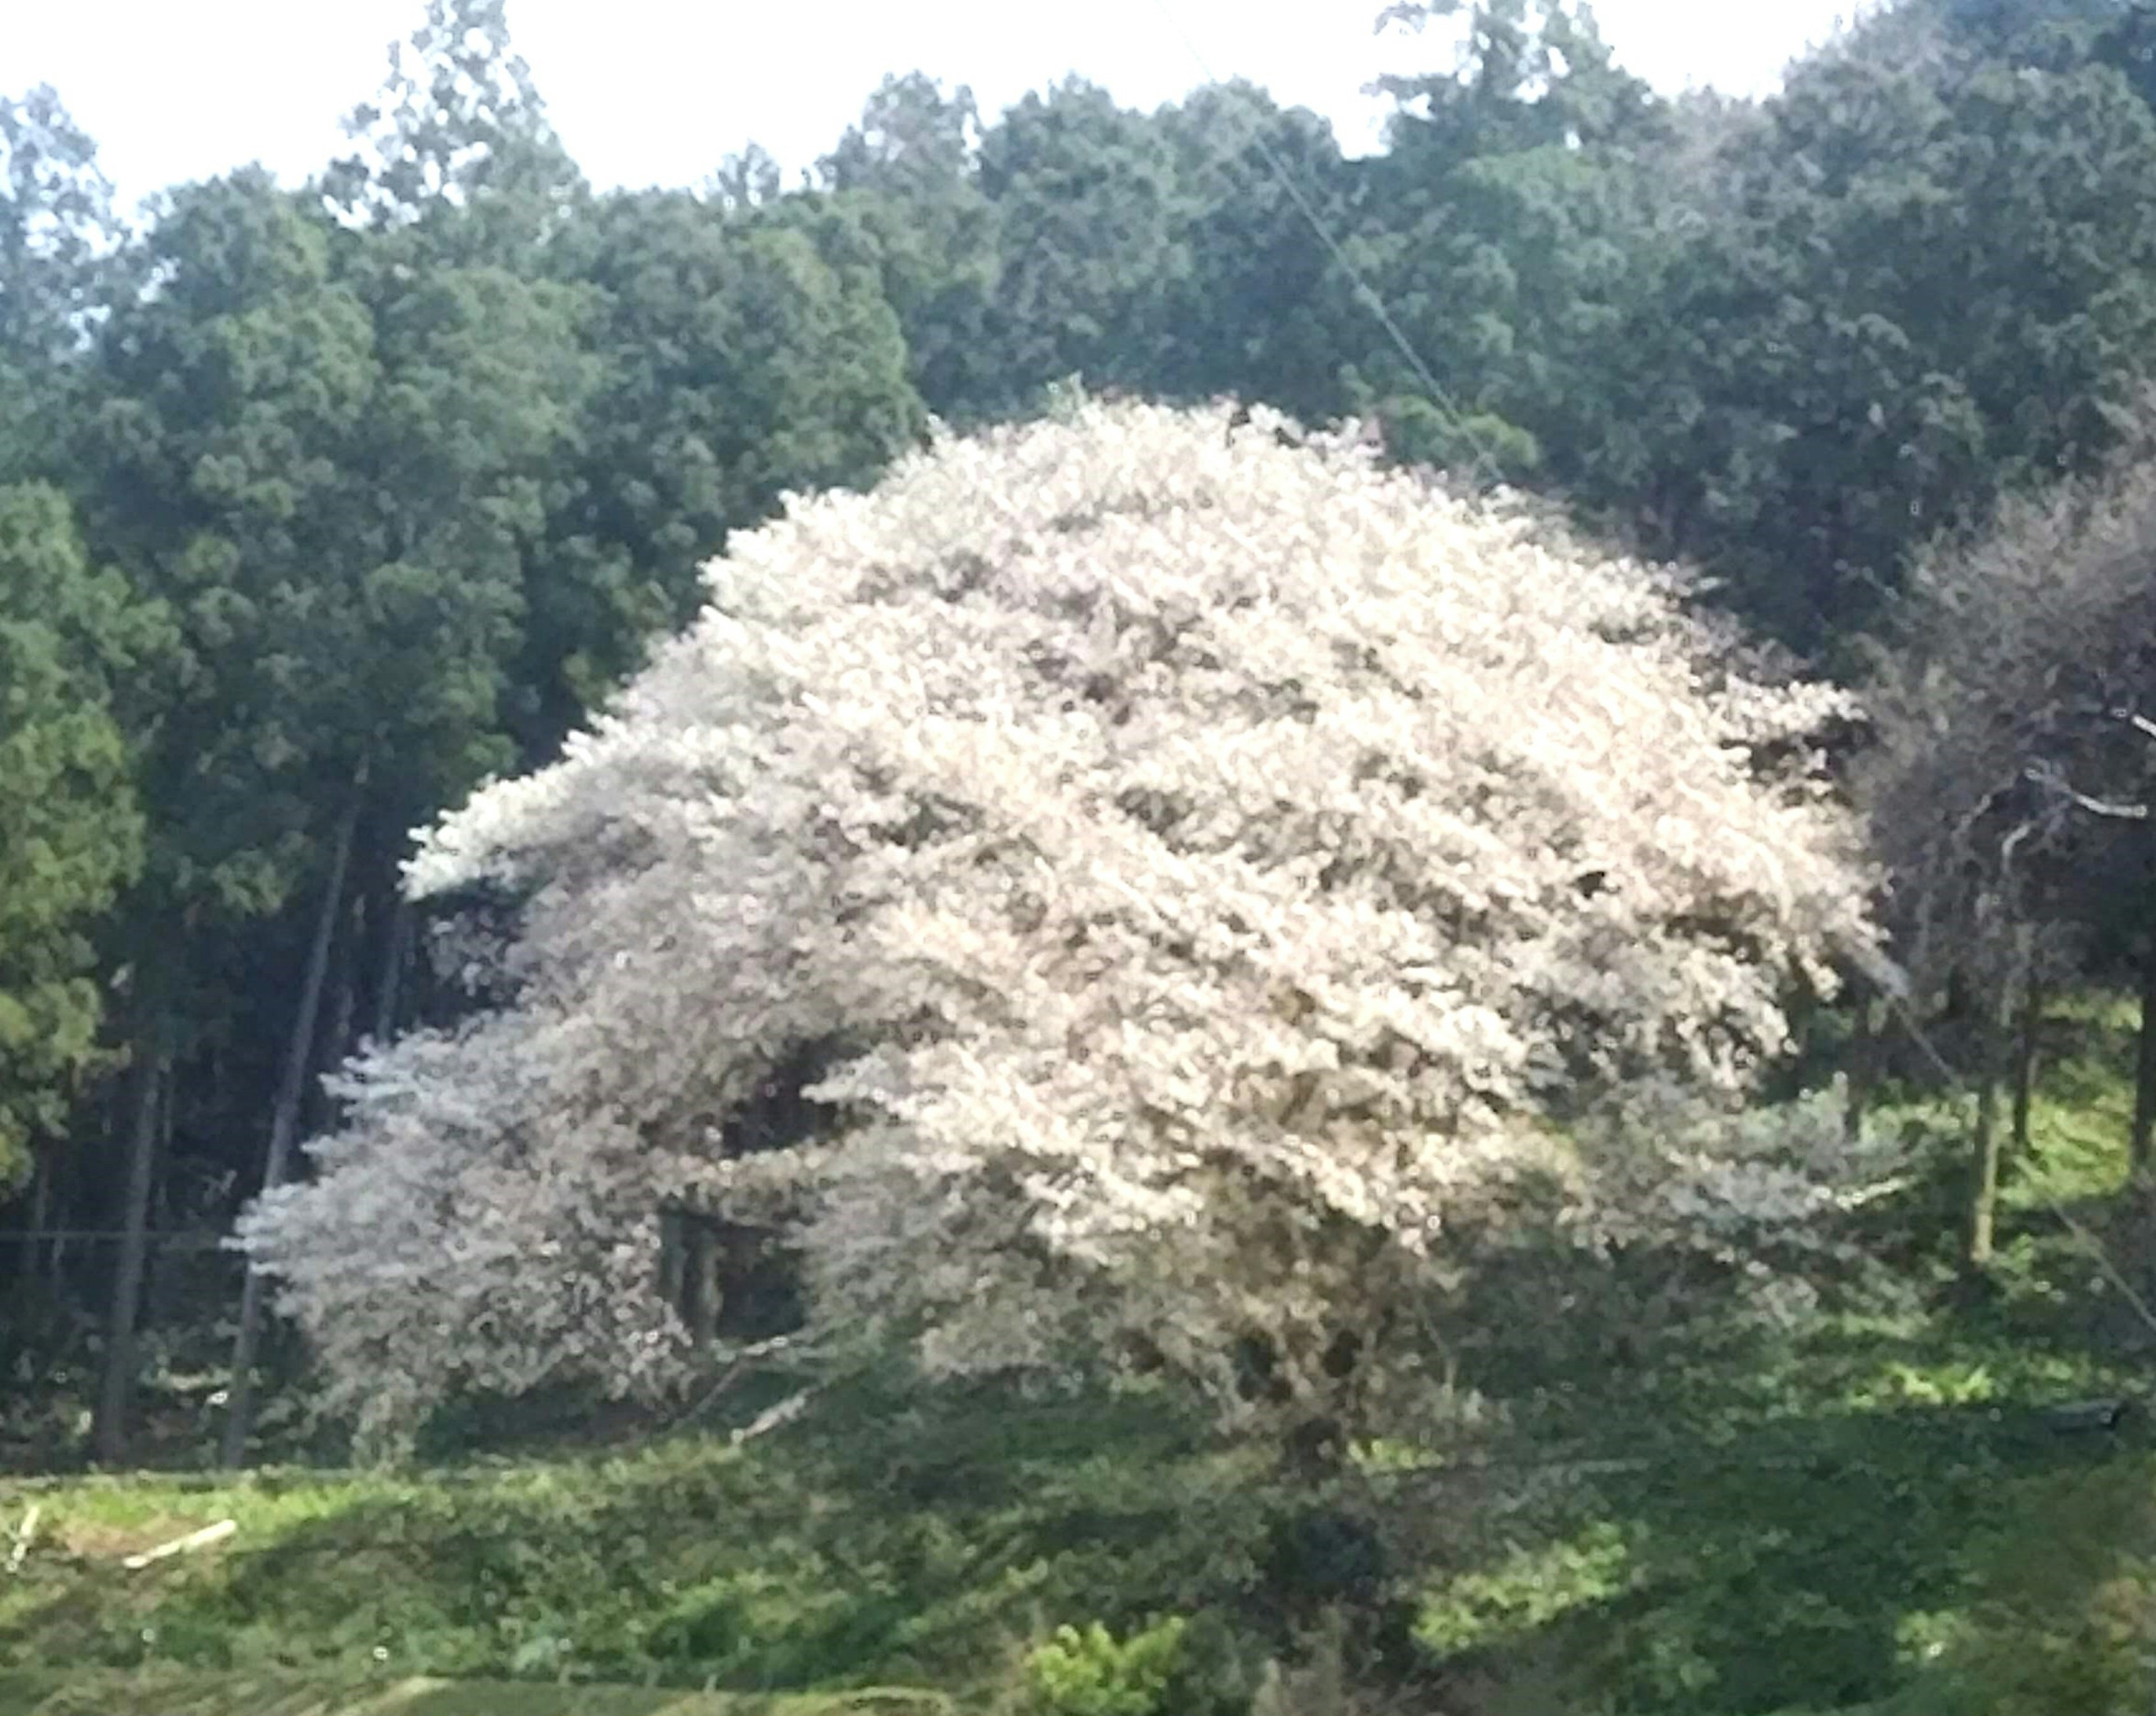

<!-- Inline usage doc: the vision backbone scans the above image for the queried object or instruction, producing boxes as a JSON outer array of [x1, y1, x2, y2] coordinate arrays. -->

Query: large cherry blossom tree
[[242, 399, 1884, 1445]]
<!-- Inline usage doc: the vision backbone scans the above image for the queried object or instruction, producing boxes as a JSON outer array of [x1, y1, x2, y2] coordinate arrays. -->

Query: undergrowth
[[7, 998, 2156, 1715]]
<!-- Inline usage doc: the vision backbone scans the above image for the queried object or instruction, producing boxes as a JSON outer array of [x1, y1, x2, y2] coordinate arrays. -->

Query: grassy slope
[[0, 1382, 1273, 1712], [0, 1673, 953, 1715], [1403, 994, 2156, 1715], [8, 1000, 2156, 1716]]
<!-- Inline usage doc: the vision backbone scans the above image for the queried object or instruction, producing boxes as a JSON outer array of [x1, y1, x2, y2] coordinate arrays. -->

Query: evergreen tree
[[819, 74, 1000, 417], [1614, 7, 2156, 650], [0, 483, 159, 1187], [0, 85, 121, 484], [969, 80, 1191, 415]]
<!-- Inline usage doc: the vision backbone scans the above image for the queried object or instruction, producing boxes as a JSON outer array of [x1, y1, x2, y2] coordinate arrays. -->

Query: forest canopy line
[[10, 0, 2156, 1557]]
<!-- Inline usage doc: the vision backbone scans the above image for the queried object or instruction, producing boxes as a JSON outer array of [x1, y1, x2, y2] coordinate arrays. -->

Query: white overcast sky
[[8, 0, 1862, 216]]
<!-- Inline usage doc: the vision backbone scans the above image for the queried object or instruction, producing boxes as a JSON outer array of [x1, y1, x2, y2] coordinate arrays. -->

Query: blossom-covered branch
[[241, 399, 1881, 1443]]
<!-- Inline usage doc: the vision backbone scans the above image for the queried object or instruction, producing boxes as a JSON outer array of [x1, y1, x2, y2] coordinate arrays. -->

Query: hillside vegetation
[[6, 1005, 2156, 1714], [17, 3, 2156, 1713]]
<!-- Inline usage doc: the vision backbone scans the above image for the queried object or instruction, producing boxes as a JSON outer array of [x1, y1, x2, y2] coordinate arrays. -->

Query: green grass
[[0, 1669, 954, 1715], [0, 1380, 1273, 1704], [1397, 993, 2156, 1715], [10, 994, 2156, 1716]]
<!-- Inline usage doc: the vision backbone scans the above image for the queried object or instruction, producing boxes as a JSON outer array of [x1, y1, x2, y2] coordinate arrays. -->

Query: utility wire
[[1879, 985, 2156, 1344], [1144, 0, 2156, 1338], [0, 1230, 227, 1243], [1144, 0, 1510, 488]]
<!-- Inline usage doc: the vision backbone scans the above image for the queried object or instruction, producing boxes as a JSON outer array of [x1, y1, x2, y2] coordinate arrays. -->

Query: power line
[[0, 1230, 227, 1244], [1879, 986, 2156, 1343], [1143, 0, 1510, 488]]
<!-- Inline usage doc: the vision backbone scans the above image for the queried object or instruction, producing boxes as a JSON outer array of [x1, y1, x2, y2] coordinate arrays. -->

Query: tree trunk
[[44, 1122, 79, 1286], [306, 893, 365, 1138], [1965, 1041, 2008, 1274], [327, 894, 362, 1065], [94, 1044, 165, 1466], [41, 1149, 67, 1288], [2009, 925, 2043, 1163], [21, 1146, 50, 1286], [1843, 984, 1875, 1145], [1966, 921, 2020, 1273], [372, 888, 413, 1047], [2135, 927, 2156, 1176], [144, 1065, 181, 1335], [220, 786, 362, 1469], [1966, 1065, 2003, 1271]]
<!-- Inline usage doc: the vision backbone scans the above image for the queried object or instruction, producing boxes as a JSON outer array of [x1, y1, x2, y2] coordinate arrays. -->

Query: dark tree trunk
[[306, 892, 365, 1138], [1966, 918, 2019, 1273], [38, 1152, 65, 1288], [21, 1146, 50, 1287], [43, 1128, 80, 1288], [1844, 984, 1875, 1145], [220, 787, 362, 1469], [327, 894, 363, 1064], [372, 887, 413, 1047], [144, 1067, 181, 1334], [94, 1043, 165, 1466], [2009, 925, 2043, 1163], [1967, 1044, 2004, 1271], [2135, 927, 2156, 1176]]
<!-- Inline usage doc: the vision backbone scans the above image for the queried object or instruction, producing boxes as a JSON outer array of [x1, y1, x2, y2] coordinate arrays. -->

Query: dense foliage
[[0, 485, 157, 1185], [16, 0, 2156, 1708], [240, 400, 1880, 1441]]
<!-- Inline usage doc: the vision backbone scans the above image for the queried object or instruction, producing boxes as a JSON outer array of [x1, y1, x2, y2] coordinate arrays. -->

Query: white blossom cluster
[[241, 400, 1881, 1439], [1570, 1083, 1907, 1265]]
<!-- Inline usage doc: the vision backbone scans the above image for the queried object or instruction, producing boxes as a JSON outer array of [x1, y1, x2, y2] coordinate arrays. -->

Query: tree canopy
[[8, 0, 2156, 1518], [0, 483, 159, 1184], [242, 400, 1881, 1444]]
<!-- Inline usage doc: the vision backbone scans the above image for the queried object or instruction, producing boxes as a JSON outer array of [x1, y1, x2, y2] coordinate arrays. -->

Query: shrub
[[1025, 1615, 1190, 1716]]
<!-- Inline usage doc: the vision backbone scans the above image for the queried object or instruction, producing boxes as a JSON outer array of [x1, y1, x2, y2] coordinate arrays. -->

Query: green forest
[[16, 0, 2156, 1710]]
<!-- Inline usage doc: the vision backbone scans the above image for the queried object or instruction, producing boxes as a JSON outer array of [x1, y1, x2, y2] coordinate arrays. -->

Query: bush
[[1025, 1615, 1190, 1716]]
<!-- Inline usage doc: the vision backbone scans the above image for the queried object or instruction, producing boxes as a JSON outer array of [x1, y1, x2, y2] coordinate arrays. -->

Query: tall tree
[[0, 86, 117, 359], [76, 167, 590, 1457], [819, 74, 1000, 417], [1354, 2, 1675, 478], [1154, 83, 1362, 426], [1618, 12, 2156, 651], [242, 401, 1883, 1453], [321, 0, 586, 268], [524, 188, 923, 752], [968, 80, 1191, 415], [0, 483, 157, 1190], [1858, 393, 2156, 1251], [219, 786, 359, 1467], [1374, 0, 1668, 159]]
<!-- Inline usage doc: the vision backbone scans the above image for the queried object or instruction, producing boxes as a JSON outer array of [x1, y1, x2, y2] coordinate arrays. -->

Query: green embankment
[[7, 1001, 2156, 1715], [0, 1673, 951, 1715], [0, 1384, 1268, 1712]]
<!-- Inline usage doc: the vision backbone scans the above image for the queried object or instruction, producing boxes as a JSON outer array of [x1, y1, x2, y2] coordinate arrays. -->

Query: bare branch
[[2025, 760, 2150, 822], [6, 1505, 39, 1576], [121, 1519, 236, 1571], [729, 1386, 821, 1447], [672, 1330, 817, 1430]]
